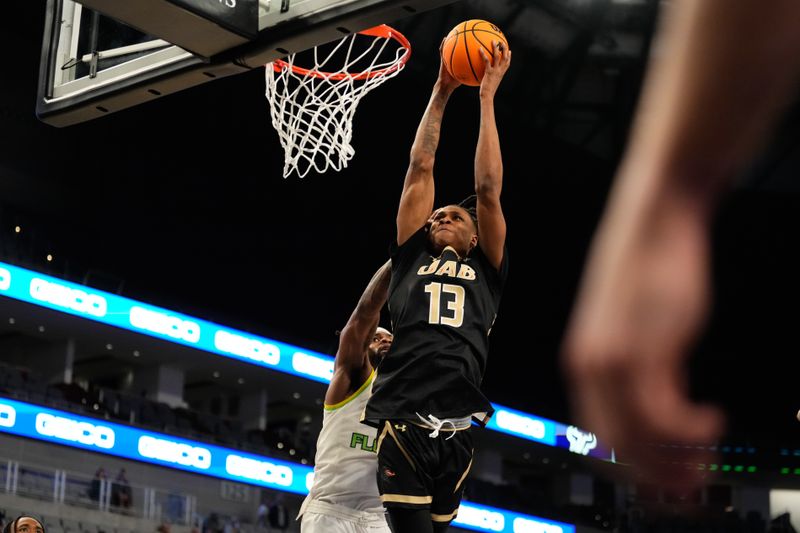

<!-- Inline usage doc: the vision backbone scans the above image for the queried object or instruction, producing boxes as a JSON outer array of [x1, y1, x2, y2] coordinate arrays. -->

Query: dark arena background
[[3, 1, 800, 532]]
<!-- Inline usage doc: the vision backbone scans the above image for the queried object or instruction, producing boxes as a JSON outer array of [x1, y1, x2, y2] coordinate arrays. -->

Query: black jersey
[[364, 226, 508, 427]]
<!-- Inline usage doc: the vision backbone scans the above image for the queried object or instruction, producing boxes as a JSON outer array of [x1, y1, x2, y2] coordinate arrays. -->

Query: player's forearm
[[337, 262, 391, 370], [355, 261, 392, 317], [408, 84, 455, 172], [620, 0, 800, 210], [475, 94, 503, 197]]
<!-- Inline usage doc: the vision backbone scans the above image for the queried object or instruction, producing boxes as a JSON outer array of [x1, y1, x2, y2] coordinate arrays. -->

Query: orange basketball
[[441, 19, 508, 87]]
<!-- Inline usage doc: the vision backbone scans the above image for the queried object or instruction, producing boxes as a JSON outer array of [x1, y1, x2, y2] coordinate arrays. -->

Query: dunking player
[[298, 261, 393, 533], [362, 41, 511, 533]]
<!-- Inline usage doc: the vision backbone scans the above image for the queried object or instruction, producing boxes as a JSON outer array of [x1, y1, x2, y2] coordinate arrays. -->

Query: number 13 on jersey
[[424, 282, 465, 327]]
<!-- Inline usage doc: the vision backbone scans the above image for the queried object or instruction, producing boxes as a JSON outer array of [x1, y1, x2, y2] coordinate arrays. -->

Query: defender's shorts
[[300, 500, 391, 533]]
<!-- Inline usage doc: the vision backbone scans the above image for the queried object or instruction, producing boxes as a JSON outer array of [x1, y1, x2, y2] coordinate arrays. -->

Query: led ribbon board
[[0, 398, 575, 533], [454, 502, 575, 533], [486, 405, 612, 461], [0, 261, 334, 384], [0, 261, 611, 460], [0, 397, 311, 494]]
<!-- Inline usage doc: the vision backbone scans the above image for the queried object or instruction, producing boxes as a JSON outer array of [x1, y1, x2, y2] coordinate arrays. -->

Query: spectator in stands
[[2, 516, 45, 533], [268, 495, 288, 531], [223, 517, 240, 533], [156, 523, 171, 533], [89, 467, 106, 502], [112, 468, 132, 509], [256, 501, 268, 530], [203, 513, 221, 533]]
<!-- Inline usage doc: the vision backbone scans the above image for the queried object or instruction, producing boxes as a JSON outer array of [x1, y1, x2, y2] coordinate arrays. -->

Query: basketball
[[441, 19, 508, 87]]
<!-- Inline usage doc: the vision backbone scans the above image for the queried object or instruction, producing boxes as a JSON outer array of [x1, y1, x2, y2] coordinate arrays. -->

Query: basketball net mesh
[[265, 28, 409, 178]]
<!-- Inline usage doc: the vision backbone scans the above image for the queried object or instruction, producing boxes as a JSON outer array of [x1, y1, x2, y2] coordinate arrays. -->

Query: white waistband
[[411, 414, 472, 431], [301, 499, 387, 523]]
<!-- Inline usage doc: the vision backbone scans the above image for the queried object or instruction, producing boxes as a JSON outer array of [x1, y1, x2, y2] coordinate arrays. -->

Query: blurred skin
[[562, 0, 800, 492], [15, 518, 44, 533]]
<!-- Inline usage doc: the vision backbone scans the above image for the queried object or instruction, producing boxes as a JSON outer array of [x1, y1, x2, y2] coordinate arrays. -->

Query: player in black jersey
[[362, 40, 511, 533]]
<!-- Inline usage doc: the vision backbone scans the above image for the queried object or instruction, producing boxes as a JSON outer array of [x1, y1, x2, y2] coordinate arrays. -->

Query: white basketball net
[[265, 27, 409, 178]]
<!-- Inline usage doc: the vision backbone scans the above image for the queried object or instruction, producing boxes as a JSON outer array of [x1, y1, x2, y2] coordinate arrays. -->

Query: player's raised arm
[[396, 42, 461, 246], [474, 41, 511, 271], [326, 261, 391, 405]]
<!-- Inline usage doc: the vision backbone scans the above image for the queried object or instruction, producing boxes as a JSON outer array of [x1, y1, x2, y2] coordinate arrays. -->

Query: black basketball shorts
[[375, 420, 473, 525]]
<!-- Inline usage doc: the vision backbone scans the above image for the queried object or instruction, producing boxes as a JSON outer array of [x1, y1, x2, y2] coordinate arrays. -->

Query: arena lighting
[[0, 260, 613, 460], [0, 397, 576, 533], [0, 260, 334, 385], [0, 397, 308, 494], [454, 502, 575, 533]]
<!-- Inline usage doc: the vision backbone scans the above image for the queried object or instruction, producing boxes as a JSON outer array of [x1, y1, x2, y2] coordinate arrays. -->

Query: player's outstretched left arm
[[326, 261, 391, 405], [475, 41, 511, 270]]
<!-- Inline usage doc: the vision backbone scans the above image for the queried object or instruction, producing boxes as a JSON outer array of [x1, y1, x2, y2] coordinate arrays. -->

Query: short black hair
[[457, 195, 478, 232]]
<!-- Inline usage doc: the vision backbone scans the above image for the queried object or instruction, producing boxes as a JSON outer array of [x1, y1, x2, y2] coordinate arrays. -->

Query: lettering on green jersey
[[350, 432, 377, 453]]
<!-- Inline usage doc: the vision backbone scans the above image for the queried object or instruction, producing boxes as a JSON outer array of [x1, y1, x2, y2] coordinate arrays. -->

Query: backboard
[[37, 0, 459, 127]]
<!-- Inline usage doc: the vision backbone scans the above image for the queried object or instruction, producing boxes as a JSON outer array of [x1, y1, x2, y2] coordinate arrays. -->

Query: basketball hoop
[[265, 25, 411, 178]]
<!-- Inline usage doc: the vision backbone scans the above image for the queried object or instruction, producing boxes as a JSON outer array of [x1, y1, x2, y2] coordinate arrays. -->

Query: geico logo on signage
[[214, 330, 280, 366], [454, 505, 505, 532], [225, 454, 293, 487], [495, 410, 547, 440], [0, 267, 10, 291], [305, 472, 315, 491], [130, 306, 200, 343], [291, 352, 334, 381], [35, 413, 115, 449], [0, 403, 16, 428], [29, 278, 107, 317], [138, 435, 211, 469], [512, 517, 566, 533]]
